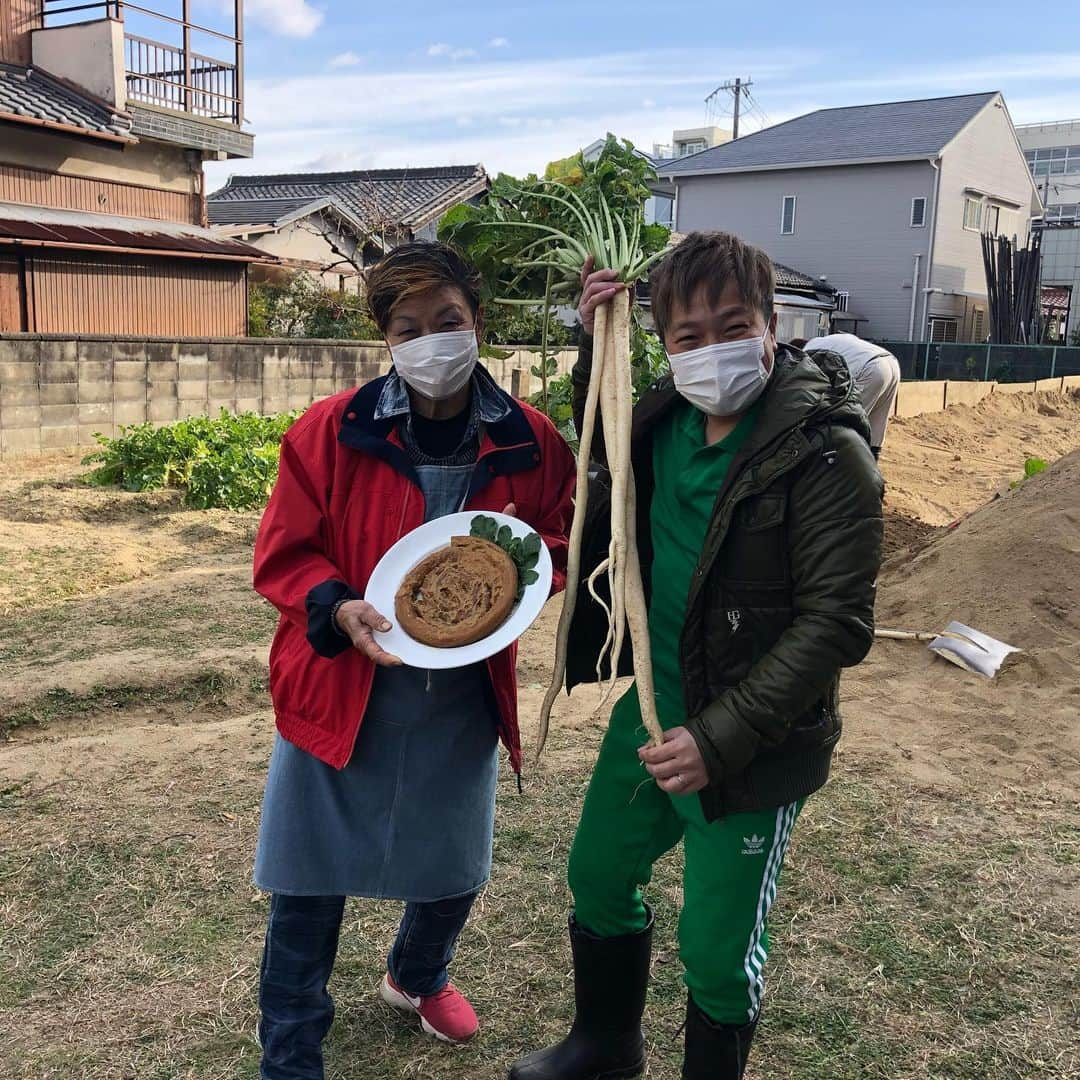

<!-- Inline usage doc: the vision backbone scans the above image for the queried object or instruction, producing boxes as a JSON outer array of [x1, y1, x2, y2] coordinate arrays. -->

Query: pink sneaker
[[380, 972, 479, 1043]]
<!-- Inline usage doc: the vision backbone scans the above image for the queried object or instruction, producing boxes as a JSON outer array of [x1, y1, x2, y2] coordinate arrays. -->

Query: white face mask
[[666, 326, 771, 416], [389, 329, 478, 400]]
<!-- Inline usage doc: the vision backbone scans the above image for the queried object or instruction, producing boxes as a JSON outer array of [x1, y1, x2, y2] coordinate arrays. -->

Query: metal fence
[[874, 341, 1080, 383]]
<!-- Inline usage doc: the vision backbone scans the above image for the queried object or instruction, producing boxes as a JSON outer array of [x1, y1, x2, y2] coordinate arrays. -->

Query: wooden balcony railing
[[40, 1, 244, 126]]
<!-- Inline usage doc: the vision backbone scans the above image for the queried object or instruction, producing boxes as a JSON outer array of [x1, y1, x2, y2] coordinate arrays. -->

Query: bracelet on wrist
[[329, 597, 350, 636]]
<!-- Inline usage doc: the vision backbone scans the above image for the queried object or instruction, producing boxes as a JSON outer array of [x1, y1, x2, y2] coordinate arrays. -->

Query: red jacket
[[253, 374, 576, 775]]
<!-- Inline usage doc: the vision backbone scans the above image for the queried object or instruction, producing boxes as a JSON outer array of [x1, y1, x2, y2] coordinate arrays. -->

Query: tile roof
[[207, 196, 331, 227], [0, 64, 134, 142], [774, 263, 827, 291], [0, 201, 268, 260], [208, 165, 489, 233], [1042, 285, 1070, 311], [662, 92, 999, 176], [664, 235, 828, 293]]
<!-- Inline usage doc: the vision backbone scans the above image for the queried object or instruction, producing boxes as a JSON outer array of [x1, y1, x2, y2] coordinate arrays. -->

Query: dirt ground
[[1, 389, 1078, 1079]]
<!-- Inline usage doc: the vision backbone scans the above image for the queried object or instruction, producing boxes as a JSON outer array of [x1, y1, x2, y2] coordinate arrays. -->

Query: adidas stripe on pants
[[568, 686, 805, 1025]]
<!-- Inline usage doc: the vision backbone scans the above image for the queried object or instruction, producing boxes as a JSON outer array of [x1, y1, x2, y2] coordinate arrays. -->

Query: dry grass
[[1, 715, 1077, 1079], [1, 453, 1078, 1078]]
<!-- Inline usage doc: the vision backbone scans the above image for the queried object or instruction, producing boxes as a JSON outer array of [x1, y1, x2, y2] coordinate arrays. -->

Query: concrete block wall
[[0, 335, 577, 460], [5, 334, 1072, 460]]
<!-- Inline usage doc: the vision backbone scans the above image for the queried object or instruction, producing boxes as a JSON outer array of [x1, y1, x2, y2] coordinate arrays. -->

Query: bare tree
[[295, 173, 416, 289]]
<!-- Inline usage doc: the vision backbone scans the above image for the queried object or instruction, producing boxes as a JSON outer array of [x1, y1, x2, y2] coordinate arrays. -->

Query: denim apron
[[254, 463, 501, 901]]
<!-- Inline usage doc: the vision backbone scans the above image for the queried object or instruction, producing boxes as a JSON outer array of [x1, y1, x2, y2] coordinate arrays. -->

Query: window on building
[[972, 308, 985, 341], [963, 197, 983, 230], [911, 196, 927, 227], [984, 205, 1001, 234], [1043, 204, 1080, 223], [1026, 145, 1080, 177], [678, 140, 706, 157], [835, 291, 850, 312], [928, 317, 959, 343], [781, 195, 796, 235], [646, 194, 674, 228]]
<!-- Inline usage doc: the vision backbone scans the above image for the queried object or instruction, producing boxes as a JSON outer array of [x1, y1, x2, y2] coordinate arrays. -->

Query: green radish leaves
[[470, 515, 543, 601]]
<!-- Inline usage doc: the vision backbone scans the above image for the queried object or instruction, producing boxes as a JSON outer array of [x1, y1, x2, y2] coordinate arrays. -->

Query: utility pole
[[705, 78, 753, 139]]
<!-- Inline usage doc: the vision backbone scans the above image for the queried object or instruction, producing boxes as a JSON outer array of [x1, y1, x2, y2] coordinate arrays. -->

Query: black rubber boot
[[508, 910, 653, 1080], [681, 993, 758, 1079]]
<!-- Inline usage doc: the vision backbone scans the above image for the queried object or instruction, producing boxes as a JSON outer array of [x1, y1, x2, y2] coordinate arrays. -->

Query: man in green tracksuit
[[510, 232, 883, 1080]]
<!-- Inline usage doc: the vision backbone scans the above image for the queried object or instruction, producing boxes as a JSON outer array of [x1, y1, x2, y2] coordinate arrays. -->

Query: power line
[[705, 77, 753, 138], [743, 89, 771, 129]]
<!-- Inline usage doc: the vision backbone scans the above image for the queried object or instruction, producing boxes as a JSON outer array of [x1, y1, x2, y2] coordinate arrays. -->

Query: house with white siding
[[660, 92, 1042, 343]]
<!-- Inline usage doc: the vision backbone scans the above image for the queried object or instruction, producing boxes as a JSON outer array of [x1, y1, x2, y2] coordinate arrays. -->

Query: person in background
[[510, 233, 883, 1080], [251, 242, 575, 1079], [792, 332, 901, 459]]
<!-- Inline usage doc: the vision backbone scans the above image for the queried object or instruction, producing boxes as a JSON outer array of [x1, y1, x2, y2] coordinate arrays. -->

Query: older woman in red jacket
[[251, 243, 575, 1079]]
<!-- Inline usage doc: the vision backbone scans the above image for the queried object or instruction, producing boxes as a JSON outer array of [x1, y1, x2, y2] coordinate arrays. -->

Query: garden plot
[[0, 390, 1078, 1079]]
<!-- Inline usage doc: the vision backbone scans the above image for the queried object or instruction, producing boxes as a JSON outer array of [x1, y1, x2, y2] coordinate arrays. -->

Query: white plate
[[364, 511, 553, 670]]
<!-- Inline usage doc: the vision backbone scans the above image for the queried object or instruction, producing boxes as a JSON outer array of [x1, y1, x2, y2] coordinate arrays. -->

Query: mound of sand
[[882, 509, 938, 559], [884, 388, 1080, 525], [878, 448, 1080, 654], [836, 448, 1080, 795]]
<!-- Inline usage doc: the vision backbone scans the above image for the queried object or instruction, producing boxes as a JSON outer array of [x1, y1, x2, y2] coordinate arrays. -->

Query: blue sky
[[204, 0, 1080, 188]]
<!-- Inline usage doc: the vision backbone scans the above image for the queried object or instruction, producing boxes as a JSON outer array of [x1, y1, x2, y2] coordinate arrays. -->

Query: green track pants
[[568, 686, 804, 1024]]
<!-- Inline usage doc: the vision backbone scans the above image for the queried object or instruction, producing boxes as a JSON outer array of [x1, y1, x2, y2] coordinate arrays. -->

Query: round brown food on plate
[[394, 535, 519, 648]]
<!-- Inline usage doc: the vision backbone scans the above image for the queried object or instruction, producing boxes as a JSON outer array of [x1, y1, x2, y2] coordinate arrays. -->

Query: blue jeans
[[258, 891, 477, 1079]]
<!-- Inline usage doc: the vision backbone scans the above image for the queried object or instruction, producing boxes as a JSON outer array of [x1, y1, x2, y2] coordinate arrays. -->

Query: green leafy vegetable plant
[[1010, 456, 1049, 489], [82, 409, 301, 511], [469, 515, 542, 601]]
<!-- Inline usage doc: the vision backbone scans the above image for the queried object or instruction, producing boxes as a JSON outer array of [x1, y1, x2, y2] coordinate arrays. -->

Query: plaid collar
[[373, 364, 511, 424]]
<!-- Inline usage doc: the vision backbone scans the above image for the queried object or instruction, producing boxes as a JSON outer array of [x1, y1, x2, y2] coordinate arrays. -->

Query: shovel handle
[[875, 628, 937, 642]]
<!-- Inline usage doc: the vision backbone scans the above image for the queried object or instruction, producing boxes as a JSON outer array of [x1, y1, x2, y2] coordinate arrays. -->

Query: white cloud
[[328, 51, 363, 70], [428, 43, 478, 61], [301, 149, 378, 172], [246, 0, 323, 38], [489, 37, 510, 49], [788, 52, 1080, 101], [204, 45, 1080, 189]]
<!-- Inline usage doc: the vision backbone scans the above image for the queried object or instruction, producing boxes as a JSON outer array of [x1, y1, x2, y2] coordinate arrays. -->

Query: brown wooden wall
[[0, 253, 24, 330], [0, 0, 38, 66], [24, 253, 247, 336], [0, 164, 202, 224]]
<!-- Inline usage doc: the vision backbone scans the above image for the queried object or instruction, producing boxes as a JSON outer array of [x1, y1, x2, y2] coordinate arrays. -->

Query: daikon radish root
[[503, 186, 665, 759], [535, 303, 609, 756], [594, 289, 630, 711], [536, 286, 662, 755], [623, 469, 660, 740], [594, 294, 624, 705]]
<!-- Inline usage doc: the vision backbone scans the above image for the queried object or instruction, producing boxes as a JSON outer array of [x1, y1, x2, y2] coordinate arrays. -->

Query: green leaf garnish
[[470, 515, 544, 602]]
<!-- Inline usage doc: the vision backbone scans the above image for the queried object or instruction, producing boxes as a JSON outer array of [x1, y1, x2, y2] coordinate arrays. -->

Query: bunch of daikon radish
[[499, 185, 666, 758]]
